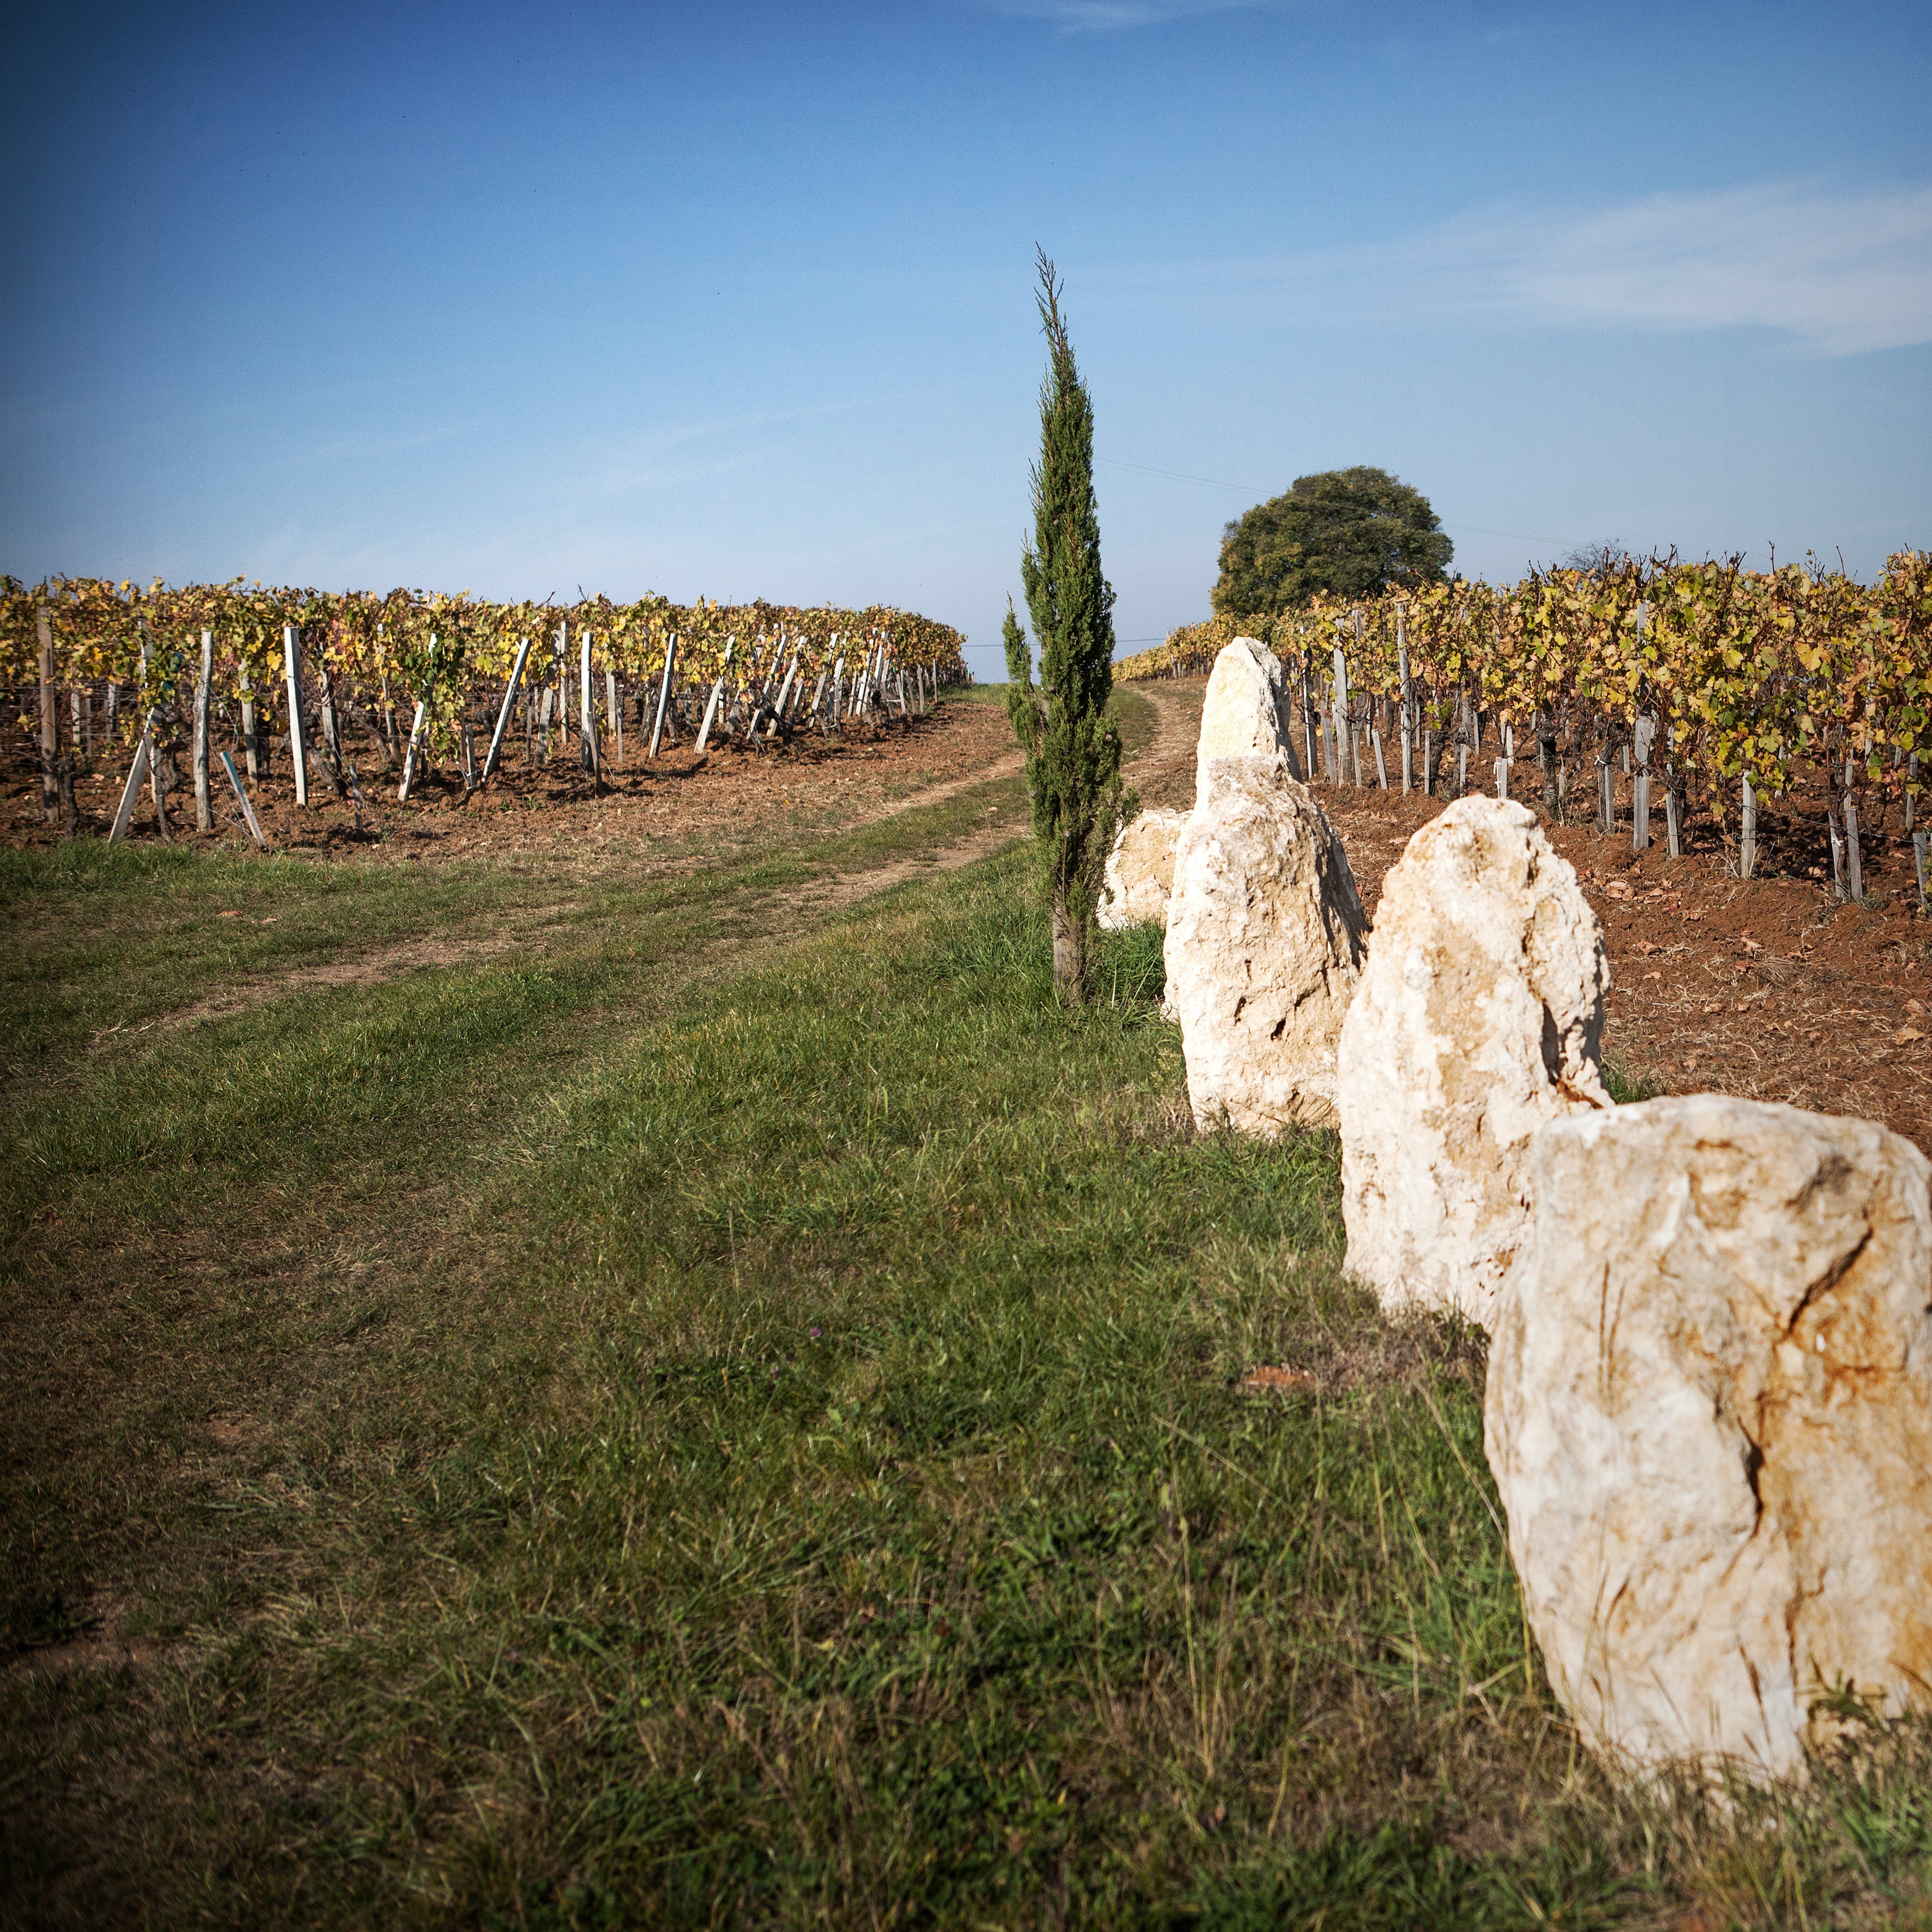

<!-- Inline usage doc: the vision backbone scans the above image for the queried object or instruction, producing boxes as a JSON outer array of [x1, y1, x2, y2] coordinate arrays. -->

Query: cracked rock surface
[[1485, 1093, 1932, 1783], [1194, 636, 1302, 795], [1099, 806, 1187, 931], [1338, 796, 1611, 1327], [1165, 755, 1365, 1134]]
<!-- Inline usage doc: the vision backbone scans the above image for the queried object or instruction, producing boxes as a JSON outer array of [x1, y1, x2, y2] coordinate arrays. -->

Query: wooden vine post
[[398, 633, 434, 803], [107, 712, 159, 846], [1397, 617, 1412, 793], [398, 701, 428, 802], [649, 634, 678, 759], [284, 624, 309, 808], [1844, 756, 1864, 904], [239, 664, 260, 781], [37, 605, 58, 821], [579, 625, 598, 776], [695, 637, 734, 754], [219, 750, 266, 846], [194, 628, 214, 831], [482, 636, 533, 786], [1632, 713, 1654, 852]]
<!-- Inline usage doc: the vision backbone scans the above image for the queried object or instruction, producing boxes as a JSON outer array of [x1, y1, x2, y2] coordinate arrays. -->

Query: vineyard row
[[3, 579, 968, 840], [1117, 550, 1932, 895]]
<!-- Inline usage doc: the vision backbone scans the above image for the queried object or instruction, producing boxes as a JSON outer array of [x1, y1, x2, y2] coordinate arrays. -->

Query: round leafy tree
[[1212, 466, 1453, 615]]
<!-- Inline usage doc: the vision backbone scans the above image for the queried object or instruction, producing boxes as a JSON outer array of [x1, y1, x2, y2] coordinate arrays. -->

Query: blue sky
[[4, 0, 1928, 679]]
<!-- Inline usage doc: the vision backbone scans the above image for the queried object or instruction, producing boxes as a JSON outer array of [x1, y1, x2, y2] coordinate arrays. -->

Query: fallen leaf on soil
[[1895, 1027, 1925, 1045]]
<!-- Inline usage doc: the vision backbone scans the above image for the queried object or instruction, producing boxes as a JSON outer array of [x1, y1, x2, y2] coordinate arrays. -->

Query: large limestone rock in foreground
[[1099, 807, 1187, 930], [1165, 756, 1365, 1134], [1196, 636, 1301, 797], [1487, 1096, 1932, 1785], [1337, 797, 1609, 1327]]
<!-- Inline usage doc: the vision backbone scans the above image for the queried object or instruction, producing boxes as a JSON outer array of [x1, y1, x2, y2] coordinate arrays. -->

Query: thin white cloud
[[1102, 182, 1932, 357], [982, 0, 1284, 30], [1449, 184, 1932, 357]]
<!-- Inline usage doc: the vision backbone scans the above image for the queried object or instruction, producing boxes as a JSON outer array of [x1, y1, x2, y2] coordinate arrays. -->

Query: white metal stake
[[284, 624, 309, 807], [108, 714, 158, 846], [1496, 756, 1508, 801], [219, 750, 266, 846], [482, 637, 533, 785], [194, 628, 214, 832]]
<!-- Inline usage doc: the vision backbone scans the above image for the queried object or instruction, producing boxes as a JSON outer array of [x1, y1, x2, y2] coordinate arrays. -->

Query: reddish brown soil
[[0, 699, 1016, 869], [1321, 762, 1932, 1158], [1133, 675, 1932, 1152]]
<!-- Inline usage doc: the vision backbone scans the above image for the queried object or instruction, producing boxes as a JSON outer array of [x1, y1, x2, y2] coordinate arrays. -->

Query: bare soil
[[2, 697, 1019, 871], [1130, 678, 1932, 1151]]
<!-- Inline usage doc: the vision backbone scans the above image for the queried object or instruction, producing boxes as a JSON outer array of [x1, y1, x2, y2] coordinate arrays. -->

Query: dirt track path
[[791, 678, 1206, 918]]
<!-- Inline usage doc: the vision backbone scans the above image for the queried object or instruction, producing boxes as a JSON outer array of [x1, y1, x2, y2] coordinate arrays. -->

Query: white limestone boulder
[[1165, 755, 1366, 1134], [1337, 797, 1608, 1327], [1486, 1095, 1932, 1785], [1099, 807, 1187, 931], [1196, 637, 1301, 800]]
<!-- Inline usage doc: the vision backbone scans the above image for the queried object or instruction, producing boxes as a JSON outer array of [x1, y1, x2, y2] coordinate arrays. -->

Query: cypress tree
[[1006, 251, 1130, 1007]]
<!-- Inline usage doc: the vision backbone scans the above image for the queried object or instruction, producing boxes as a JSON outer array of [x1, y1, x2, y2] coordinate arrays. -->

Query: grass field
[[5, 693, 1931, 1928]]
